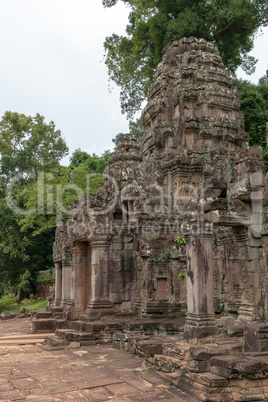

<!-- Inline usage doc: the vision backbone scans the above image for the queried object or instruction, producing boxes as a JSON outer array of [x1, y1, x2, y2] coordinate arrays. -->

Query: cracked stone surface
[[0, 318, 193, 401]]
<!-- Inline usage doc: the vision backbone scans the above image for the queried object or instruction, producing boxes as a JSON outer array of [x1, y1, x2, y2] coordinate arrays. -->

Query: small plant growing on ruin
[[178, 273, 185, 280], [175, 235, 186, 245], [152, 207, 159, 217]]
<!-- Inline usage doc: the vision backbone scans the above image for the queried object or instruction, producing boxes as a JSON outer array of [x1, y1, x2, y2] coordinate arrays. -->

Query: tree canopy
[[0, 111, 110, 295], [233, 76, 268, 168], [20, 149, 110, 236], [103, 0, 268, 118], [0, 112, 69, 294], [112, 117, 144, 145], [69, 148, 109, 172], [0, 112, 68, 187]]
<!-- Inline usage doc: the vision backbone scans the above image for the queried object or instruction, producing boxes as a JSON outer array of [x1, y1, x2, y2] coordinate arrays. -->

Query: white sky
[[0, 1, 267, 165]]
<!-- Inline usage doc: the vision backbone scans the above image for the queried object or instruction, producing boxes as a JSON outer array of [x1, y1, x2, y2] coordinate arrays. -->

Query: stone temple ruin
[[34, 37, 268, 400]]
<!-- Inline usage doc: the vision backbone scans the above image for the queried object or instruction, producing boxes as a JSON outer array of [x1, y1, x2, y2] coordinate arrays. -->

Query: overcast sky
[[0, 1, 267, 165]]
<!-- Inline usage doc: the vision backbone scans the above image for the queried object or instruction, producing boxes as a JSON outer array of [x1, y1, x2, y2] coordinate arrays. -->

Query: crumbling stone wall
[[53, 37, 268, 326]]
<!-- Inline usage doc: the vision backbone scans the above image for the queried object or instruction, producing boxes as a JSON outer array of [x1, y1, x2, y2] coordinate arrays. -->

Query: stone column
[[184, 233, 217, 341], [238, 170, 265, 322], [70, 242, 88, 318], [61, 264, 72, 308], [261, 231, 268, 321], [85, 236, 114, 316], [54, 262, 62, 306]]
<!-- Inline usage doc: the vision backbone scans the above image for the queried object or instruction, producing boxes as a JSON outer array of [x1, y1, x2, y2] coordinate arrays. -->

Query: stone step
[[77, 317, 184, 334], [54, 327, 115, 346], [226, 325, 244, 337], [177, 371, 232, 401], [79, 314, 97, 321], [210, 355, 268, 379], [113, 333, 151, 354], [71, 320, 123, 333], [55, 329, 96, 343], [124, 319, 184, 334], [190, 346, 228, 361], [162, 340, 192, 360], [42, 335, 70, 349], [31, 310, 42, 318], [32, 318, 56, 333], [199, 338, 243, 355], [70, 320, 86, 332], [35, 311, 52, 319], [55, 329, 73, 340], [56, 319, 68, 329], [53, 312, 63, 319], [154, 354, 184, 373], [49, 307, 63, 313], [85, 321, 123, 333]]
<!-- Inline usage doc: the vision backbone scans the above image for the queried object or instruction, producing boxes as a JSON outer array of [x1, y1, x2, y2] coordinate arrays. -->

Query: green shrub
[[0, 294, 19, 313], [0, 295, 47, 314], [16, 270, 32, 293], [20, 298, 31, 306]]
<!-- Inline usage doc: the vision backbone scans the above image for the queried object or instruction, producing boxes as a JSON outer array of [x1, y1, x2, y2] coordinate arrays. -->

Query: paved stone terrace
[[0, 317, 193, 401]]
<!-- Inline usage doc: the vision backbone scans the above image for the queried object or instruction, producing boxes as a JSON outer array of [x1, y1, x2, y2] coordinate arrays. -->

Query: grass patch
[[0, 294, 19, 314], [0, 294, 47, 314]]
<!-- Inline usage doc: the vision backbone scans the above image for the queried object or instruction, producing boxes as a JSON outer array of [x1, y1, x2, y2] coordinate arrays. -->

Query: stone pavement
[[0, 318, 193, 401]]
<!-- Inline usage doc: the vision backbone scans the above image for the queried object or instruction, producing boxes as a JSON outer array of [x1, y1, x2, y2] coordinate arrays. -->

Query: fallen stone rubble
[[114, 330, 268, 401], [34, 308, 268, 401]]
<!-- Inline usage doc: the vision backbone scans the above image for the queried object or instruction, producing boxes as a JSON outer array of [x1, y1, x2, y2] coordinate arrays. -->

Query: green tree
[[0, 112, 68, 292], [103, 0, 268, 118], [69, 149, 109, 172], [0, 113, 111, 293], [112, 117, 144, 146], [0, 111, 68, 187], [19, 149, 110, 235], [234, 76, 268, 168], [0, 197, 54, 291]]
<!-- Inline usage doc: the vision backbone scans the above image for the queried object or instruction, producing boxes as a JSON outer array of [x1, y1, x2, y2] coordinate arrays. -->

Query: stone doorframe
[[54, 260, 72, 309]]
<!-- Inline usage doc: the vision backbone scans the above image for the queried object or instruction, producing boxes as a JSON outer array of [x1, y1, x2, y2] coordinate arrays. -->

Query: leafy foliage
[[0, 196, 56, 289], [103, 0, 268, 118], [0, 294, 47, 314], [177, 272, 185, 280], [19, 164, 105, 235], [69, 149, 109, 171], [175, 235, 186, 245], [112, 117, 144, 145], [0, 294, 19, 313], [234, 76, 268, 169], [0, 111, 68, 186], [16, 270, 32, 293], [0, 112, 110, 293], [0, 112, 69, 291]]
